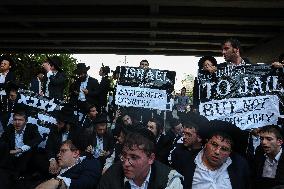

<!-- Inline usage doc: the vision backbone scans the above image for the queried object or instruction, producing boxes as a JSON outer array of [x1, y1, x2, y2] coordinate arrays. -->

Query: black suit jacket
[[90, 132, 114, 155], [43, 71, 66, 100], [0, 71, 15, 89], [45, 126, 78, 159], [98, 76, 111, 108], [30, 77, 41, 94], [184, 152, 251, 189], [0, 123, 42, 151], [60, 158, 101, 189], [70, 76, 99, 106], [253, 147, 284, 189]]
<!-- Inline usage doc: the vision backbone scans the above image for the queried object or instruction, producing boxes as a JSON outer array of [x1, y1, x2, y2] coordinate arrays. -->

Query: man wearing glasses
[[36, 140, 101, 189], [97, 128, 183, 189], [188, 132, 250, 189]]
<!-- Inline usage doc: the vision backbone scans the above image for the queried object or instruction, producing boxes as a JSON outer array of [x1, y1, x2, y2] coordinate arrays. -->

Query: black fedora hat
[[47, 56, 63, 71], [93, 113, 109, 125], [74, 63, 90, 74], [57, 103, 78, 125]]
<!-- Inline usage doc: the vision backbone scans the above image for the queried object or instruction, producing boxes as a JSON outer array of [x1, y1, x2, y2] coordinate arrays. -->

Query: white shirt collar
[[265, 148, 282, 162], [195, 149, 232, 171], [124, 167, 151, 188], [15, 125, 26, 135]]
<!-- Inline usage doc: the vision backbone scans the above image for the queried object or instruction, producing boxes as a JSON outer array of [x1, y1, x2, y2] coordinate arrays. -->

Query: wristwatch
[[54, 177, 63, 189]]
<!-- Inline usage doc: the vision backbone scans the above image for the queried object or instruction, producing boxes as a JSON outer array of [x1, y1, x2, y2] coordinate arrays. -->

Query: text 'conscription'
[[115, 85, 169, 110]]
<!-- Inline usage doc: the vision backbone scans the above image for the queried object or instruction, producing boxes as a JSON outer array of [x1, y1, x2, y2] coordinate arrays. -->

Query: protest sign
[[197, 64, 284, 129]]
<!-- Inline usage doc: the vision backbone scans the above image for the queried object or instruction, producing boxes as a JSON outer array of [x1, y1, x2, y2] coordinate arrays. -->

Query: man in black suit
[[42, 56, 66, 100], [35, 139, 101, 189], [69, 63, 99, 113], [185, 131, 250, 189], [169, 120, 203, 184], [0, 106, 42, 178], [85, 114, 114, 166], [30, 68, 45, 95], [0, 55, 16, 125], [253, 125, 284, 189], [46, 103, 79, 176]]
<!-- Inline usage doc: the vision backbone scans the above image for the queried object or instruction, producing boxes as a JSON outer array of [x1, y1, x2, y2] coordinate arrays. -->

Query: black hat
[[74, 63, 90, 74], [57, 103, 78, 125], [47, 56, 63, 71], [5, 81, 26, 93], [93, 113, 109, 125], [135, 127, 156, 144]]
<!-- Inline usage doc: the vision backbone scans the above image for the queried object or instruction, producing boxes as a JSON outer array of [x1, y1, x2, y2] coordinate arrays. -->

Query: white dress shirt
[[124, 168, 151, 189], [192, 149, 232, 189], [262, 148, 282, 178], [15, 125, 31, 156]]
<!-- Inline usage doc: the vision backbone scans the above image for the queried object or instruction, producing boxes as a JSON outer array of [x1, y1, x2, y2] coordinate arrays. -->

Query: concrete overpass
[[0, 0, 284, 63]]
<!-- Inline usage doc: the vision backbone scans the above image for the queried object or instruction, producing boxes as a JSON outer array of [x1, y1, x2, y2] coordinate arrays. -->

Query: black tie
[[246, 133, 254, 159], [124, 181, 131, 189]]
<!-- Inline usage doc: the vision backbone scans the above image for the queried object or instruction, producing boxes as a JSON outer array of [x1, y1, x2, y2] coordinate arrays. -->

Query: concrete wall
[[244, 34, 284, 64]]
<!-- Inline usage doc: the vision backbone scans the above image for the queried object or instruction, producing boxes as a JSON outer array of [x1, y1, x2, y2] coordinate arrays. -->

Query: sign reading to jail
[[197, 64, 284, 130]]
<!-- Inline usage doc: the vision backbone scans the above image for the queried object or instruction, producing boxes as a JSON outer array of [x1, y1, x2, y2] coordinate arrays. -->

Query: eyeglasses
[[120, 155, 140, 166], [209, 141, 231, 153]]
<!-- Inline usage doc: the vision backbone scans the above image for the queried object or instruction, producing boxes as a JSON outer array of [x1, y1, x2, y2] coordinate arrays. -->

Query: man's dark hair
[[222, 38, 243, 54], [278, 53, 284, 63], [13, 105, 28, 121], [208, 131, 234, 148], [148, 118, 164, 136], [101, 65, 110, 75], [123, 128, 156, 157], [197, 56, 218, 70], [260, 125, 283, 140], [140, 59, 149, 64], [169, 118, 182, 129], [62, 140, 78, 151]]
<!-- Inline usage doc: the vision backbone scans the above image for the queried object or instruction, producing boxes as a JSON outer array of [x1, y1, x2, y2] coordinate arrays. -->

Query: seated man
[[97, 127, 183, 189], [169, 120, 203, 182], [253, 125, 284, 189], [188, 131, 250, 189], [36, 139, 101, 189], [0, 106, 42, 178]]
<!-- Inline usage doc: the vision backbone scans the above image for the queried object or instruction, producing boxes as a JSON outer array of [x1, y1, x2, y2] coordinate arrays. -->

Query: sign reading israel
[[116, 66, 176, 110]]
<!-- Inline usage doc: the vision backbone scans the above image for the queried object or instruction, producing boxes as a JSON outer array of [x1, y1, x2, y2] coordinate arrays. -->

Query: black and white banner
[[197, 64, 284, 129], [115, 85, 170, 110], [199, 95, 280, 130], [116, 66, 176, 110], [118, 66, 175, 93]]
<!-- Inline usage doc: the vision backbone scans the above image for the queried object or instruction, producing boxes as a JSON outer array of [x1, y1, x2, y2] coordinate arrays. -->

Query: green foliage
[[1, 53, 78, 96]]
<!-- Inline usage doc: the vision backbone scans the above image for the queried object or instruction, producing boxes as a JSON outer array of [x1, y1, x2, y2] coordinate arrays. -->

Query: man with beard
[[220, 38, 251, 66], [0, 55, 15, 125], [69, 63, 99, 113], [42, 56, 66, 100], [253, 125, 284, 189]]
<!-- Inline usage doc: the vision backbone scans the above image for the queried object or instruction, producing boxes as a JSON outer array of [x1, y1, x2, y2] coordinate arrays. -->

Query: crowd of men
[[0, 38, 284, 189]]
